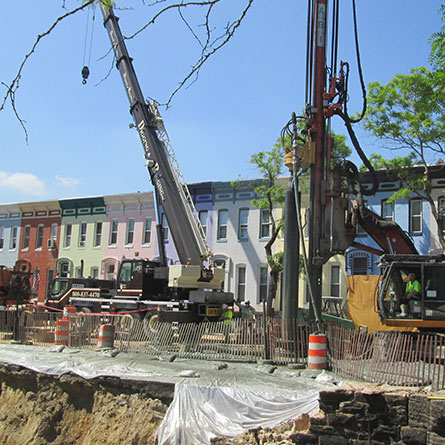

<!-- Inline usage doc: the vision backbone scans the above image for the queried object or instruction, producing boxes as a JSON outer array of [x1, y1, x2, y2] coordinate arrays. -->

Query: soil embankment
[[0, 364, 173, 445]]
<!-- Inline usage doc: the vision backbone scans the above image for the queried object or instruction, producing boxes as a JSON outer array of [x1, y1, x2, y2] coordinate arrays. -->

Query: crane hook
[[81, 66, 90, 85]]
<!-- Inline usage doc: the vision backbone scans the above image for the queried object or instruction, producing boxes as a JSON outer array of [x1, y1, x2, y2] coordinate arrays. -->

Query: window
[[0, 227, 3, 249], [352, 256, 368, 275], [36, 225, 44, 249], [109, 220, 118, 246], [161, 214, 169, 241], [237, 265, 246, 301], [94, 221, 103, 247], [106, 264, 115, 280], [330, 265, 341, 297], [60, 261, 70, 277], [126, 219, 135, 245], [90, 267, 99, 279], [64, 224, 72, 248], [238, 208, 249, 240], [217, 209, 228, 240], [260, 209, 271, 238], [9, 226, 17, 250], [199, 211, 208, 236], [22, 225, 30, 249], [79, 222, 87, 247], [50, 223, 58, 240], [259, 266, 268, 302], [410, 199, 422, 233], [381, 200, 394, 222], [440, 197, 445, 233], [46, 269, 54, 295], [75, 266, 82, 278], [142, 218, 152, 244]]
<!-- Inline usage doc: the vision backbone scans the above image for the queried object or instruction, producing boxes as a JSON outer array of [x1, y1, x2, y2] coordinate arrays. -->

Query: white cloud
[[0, 171, 45, 196], [55, 175, 81, 188]]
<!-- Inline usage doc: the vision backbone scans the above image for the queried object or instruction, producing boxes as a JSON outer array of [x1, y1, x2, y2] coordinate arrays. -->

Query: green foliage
[[267, 252, 283, 273], [250, 142, 283, 181], [331, 133, 352, 167], [429, 4, 445, 70], [364, 67, 445, 162], [250, 142, 286, 209]]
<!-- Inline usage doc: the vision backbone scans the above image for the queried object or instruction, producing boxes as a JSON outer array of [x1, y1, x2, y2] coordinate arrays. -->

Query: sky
[[0, 0, 442, 204]]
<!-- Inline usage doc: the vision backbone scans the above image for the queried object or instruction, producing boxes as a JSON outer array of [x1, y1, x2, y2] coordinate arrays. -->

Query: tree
[[363, 67, 445, 248], [430, 4, 445, 70], [250, 141, 285, 315]]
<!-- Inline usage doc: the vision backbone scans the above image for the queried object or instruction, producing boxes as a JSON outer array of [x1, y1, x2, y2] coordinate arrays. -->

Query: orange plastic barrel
[[308, 333, 327, 369], [55, 320, 69, 346], [97, 324, 115, 349]]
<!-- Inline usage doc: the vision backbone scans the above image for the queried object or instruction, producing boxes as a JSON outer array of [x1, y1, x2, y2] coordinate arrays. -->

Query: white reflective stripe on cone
[[97, 324, 115, 349]]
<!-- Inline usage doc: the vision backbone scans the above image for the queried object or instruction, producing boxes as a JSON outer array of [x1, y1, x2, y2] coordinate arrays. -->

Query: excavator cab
[[377, 254, 445, 330]]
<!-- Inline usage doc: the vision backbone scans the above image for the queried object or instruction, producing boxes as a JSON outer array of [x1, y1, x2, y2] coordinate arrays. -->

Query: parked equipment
[[0, 259, 32, 307]]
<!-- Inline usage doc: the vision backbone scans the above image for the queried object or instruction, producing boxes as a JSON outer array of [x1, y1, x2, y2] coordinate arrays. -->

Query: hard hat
[[222, 304, 228, 309]]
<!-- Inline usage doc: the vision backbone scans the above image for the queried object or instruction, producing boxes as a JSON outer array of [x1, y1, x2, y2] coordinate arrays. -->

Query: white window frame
[[36, 224, 44, 249], [90, 266, 99, 279], [142, 217, 152, 245], [260, 209, 271, 239], [217, 209, 228, 241], [199, 210, 208, 236], [236, 265, 247, 301], [109, 219, 118, 246], [410, 199, 423, 234], [126, 218, 135, 245], [330, 264, 341, 297], [75, 266, 82, 278], [79, 222, 87, 247], [259, 265, 269, 303], [381, 200, 394, 222], [22, 225, 30, 250], [64, 223, 72, 248], [9, 226, 18, 250], [50, 223, 58, 240], [106, 264, 115, 280], [238, 208, 249, 240], [94, 221, 103, 247]]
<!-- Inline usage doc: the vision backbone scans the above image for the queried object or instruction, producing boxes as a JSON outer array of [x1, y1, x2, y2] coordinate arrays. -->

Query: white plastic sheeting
[[156, 384, 320, 445]]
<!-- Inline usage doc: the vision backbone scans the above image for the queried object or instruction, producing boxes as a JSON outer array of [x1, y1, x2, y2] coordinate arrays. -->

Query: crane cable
[[81, 2, 96, 84]]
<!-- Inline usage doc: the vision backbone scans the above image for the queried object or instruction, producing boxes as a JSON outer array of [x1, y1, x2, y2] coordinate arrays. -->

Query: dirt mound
[[0, 365, 171, 445]]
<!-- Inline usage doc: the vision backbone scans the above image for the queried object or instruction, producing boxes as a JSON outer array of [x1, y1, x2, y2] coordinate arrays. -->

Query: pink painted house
[[102, 192, 156, 279]]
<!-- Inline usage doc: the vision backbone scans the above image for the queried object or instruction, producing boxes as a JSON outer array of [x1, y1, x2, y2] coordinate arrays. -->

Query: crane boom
[[100, 5, 211, 265]]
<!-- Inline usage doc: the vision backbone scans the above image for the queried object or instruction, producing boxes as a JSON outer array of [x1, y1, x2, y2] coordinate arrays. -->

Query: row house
[[0, 204, 21, 269], [17, 201, 61, 303], [159, 180, 273, 307]]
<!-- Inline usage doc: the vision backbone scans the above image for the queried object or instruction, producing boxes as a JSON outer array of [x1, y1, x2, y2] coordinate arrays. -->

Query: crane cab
[[377, 254, 445, 331]]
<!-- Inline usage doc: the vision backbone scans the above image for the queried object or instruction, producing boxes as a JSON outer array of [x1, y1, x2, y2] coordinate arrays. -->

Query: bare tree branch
[[165, 0, 254, 107], [0, 0, 96, 142]]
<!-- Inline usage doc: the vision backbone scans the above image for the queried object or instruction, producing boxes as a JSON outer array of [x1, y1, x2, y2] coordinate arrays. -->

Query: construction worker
[[398, 272, 421, 318], [235, 299, 255, 322], [219, 303, 233, 342]]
